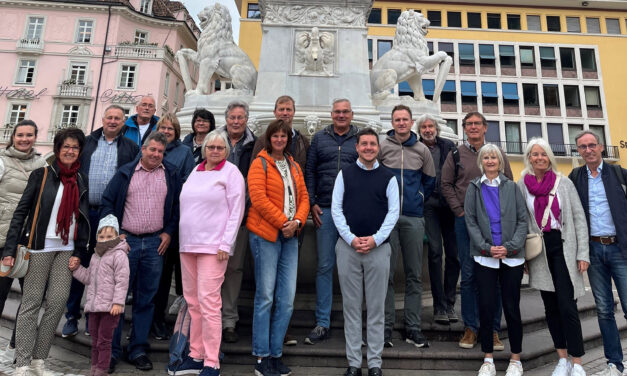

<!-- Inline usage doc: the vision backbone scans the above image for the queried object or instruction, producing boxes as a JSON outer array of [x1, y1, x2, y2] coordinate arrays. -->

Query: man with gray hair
[[101, 131, 182, 371], [220, 100, 257, 343], [123, 96, 159, 146], [417, 114, 460, 326], [569, 130, 627, 376]]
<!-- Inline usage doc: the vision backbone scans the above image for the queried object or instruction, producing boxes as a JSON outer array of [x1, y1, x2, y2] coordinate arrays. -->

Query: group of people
[[0, 94, 624, 376]]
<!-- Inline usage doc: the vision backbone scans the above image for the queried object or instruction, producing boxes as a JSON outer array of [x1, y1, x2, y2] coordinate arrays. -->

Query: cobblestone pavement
[[0, 323, 624, 376]]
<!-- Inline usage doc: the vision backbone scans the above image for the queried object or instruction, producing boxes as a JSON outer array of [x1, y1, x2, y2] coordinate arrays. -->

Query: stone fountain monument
[[176, 0, 456, 140]]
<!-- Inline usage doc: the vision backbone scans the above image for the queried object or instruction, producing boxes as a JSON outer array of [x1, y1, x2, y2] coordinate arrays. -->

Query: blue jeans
[[588, 241, 627, 371], [455, 216, 501, 333], [111, 234, 163, 361], [314, 207, 338, 328], [249, 232, 298, 358]]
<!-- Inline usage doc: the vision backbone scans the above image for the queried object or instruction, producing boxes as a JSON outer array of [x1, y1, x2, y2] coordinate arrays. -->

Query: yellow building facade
[[236, 0, 627, 177]]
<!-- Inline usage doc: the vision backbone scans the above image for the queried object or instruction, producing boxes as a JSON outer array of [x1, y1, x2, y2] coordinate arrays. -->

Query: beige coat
[[517, 175, 589, 298]]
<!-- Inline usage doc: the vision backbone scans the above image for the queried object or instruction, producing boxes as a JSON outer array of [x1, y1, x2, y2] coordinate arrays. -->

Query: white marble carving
[[304, 115, 321, 135], [370, 10, 452, 102], [247, 116, 261, 135], [176, 4, 257, 96], [259, 0, 373, 26], [295, 27, 335, 76]]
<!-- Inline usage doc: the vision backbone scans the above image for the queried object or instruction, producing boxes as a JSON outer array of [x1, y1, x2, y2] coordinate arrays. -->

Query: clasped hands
[[282, 220, 299, 239], [489, 245, 508, 259], [351, 236, 376, 254]]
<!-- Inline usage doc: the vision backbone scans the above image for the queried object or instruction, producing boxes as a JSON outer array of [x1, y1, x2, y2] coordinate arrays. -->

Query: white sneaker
[[0, 344, 15, 365], [30, 359, 45, 376], [552, 359, 573, 376], [478, 362, 496, 376], [14, 366, 31, 376], [505, 361, 524, 376], [571, 363, 587, 376]]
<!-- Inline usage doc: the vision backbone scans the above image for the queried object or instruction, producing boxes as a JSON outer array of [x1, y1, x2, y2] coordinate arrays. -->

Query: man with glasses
[[569, 131, 627, 376], [304, 98, 359, 345], [220, 100, 257, 343], [440, 112, 513, 350], [124, 96, 160, 146]]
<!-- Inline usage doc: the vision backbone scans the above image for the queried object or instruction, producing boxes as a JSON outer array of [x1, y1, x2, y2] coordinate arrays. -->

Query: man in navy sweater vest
[[331, 128, 400, 376]]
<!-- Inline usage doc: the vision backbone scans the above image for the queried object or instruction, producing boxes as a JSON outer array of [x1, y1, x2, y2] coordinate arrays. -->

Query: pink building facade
[[0, 0, 199, 156]]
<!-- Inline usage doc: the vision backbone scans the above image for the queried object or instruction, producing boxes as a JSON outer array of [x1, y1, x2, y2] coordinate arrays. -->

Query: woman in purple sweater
[[464, 144, 528, 376], [174, 130, 246, 376]]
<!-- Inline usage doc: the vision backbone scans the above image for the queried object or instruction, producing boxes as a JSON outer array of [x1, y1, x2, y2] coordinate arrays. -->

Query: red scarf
[[56, 160, 80, 245], [523, 170, 560, 232]]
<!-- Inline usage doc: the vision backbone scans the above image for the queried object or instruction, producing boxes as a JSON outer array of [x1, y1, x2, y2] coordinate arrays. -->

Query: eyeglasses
[[227, 116, 246, 121], [139, 103, 155, 108], [206, 145, 226, 151], [61, 145, 80, 152], [333, 110, 352, 115], [577, 143, 598, 151], [464, 121, 484, 127], [195, 119, 211, 124]]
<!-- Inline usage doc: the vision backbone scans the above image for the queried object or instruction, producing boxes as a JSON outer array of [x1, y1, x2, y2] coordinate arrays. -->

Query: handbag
[[0, 167, 48, 278], [525, 175, 560, 261]]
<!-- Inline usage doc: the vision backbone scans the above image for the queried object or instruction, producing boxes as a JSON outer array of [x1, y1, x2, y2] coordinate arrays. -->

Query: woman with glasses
[[183, 109, 216, 165], [173, 130, 245, 376]]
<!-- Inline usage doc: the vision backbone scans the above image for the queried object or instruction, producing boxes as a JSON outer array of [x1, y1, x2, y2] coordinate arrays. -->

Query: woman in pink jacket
[[70, 214, 130, 376], [174, 130, 246, 376]]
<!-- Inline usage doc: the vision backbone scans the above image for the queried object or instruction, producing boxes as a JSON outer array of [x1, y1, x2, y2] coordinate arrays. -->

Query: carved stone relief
[[294, 27, 335, 76], [259, 1, 372, 26]]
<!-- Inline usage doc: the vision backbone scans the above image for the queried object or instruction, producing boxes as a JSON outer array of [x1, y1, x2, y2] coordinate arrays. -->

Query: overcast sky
[[181, 0, 241, 43]]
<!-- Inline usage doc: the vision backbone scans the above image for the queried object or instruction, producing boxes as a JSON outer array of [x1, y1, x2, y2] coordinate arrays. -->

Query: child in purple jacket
[[70, 214, 130, 376]]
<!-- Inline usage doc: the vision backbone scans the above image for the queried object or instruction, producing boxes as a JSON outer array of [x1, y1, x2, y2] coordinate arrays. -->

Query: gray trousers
[[15, 251, 73, 367], [221, 226, 248, 329], [336, 237, 390, 369], [384, 215, 425, 333]]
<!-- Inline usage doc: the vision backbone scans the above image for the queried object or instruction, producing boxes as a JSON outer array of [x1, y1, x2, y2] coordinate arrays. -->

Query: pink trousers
[[180, 252, 228, 368]]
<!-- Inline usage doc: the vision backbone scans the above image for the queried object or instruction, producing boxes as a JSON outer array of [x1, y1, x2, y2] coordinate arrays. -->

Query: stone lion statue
[[370, 10, 452, 101], [176, 3, 257, 96]]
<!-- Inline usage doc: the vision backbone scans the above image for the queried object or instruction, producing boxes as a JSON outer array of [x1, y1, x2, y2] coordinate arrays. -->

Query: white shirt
[[138, 123, 151, 140]]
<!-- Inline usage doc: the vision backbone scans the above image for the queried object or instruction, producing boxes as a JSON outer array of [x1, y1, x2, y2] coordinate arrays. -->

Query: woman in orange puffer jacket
[[246, 119, 309, 376]]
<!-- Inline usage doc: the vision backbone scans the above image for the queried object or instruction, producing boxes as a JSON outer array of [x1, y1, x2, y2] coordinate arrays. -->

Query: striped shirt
[[121, 161, 167, 234], [88, 134, 118, 206]]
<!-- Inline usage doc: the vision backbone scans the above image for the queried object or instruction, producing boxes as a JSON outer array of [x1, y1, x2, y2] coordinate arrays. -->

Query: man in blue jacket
[[61, 104, 139, 338], [123, 96, 159, 146], [304, 98, 359, 345], [569, 130, 627, 376], [101, 132, 181, 372]]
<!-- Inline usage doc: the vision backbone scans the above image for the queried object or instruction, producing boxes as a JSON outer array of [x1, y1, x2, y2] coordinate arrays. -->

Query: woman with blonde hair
[[517, 137, 589, 376]]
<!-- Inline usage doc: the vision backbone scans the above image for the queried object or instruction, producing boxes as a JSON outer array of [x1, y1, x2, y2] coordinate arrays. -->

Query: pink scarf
[[524, 170, 560, 232]]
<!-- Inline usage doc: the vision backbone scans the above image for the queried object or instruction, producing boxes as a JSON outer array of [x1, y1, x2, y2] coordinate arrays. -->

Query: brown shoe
[[458, 328, 477, 349], [222, 327, 238, 343], [284, 333, 298, 346], [493, 331, 504, 351]]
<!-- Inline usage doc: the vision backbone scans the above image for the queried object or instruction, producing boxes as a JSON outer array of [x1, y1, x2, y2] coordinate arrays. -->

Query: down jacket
[[247, 149, 310, 242], [73, 239, 130, 313]]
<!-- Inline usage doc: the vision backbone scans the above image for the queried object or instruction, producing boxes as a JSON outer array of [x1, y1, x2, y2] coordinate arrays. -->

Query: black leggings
[[540, 230, 585, 357]]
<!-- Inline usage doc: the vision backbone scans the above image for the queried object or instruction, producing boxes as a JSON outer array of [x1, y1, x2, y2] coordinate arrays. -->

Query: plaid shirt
[[88, 135, 118, 206], [121, 161, 167, 234]]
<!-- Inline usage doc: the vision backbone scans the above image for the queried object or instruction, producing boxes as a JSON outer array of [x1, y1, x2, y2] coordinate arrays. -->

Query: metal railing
[[113, 45, 173, 63], [48, 123, 80, 141], [16, 38, 44, 52], [485, 140, 619, 160], [58, 83, 90, 97]]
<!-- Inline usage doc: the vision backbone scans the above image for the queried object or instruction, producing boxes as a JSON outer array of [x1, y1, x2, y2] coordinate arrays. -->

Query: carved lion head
[[198, 3, 232, 32], [394, 10, 430, 47]]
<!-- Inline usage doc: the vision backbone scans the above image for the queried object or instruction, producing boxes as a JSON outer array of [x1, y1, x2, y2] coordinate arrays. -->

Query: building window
[[438, 42, 454, 61], [388, 9, 401, 25], [564, 85, 580, 108], [26, 16, 44, 40], [519, 46, 535, 68], [8, 104, 28, 125], [175, 82, 180, 106], [499, 45, 515, 67], [427, 11, 441, 27], [377, 40, 392, 59], [606, 18, 621, 34], [481, 82, 498, 105], [427, 41, 434, 55], [560, 48, 576, 70], [543, 85, 560, 107], [539, 47, 556, 69], [502, 83, 519, 105], [523, 84, 539, 106], [16, 60, 36, 84], [584, 86, 601, 109], [139, 0, 152, 14], [422, 79, 435, 100], [546, 16, 561, 32], [247, 3, 260, 19], [486, 121, 500, 143], [566, 17, 581, 32], [526, 122, 542, 139], [586, 17, 601, 33], [467, 12, 482, 28], [505, 122, 522, 153], [447, 11, 461, 27], [368, 8, 381, 24], [164, 72, 170, 97], [445, 119, 459, 136], [61, 105, 80, 126], [589, 125, 606, 146], [547, 123, 565, 155], [69, 62, 87, 84], [118, 65, 136, 89], [568, 124, 584, 146], [507, 14, 521, 30], [580, 49, 597, 71], [134, 30, 148, 44], [398, 81, 413, 96], [526, 15, 541, 31], [460, 81, 477, 104], [487, 13, 501, 29], [76, 20, 93, 43], [479, 44, 495, 67], [441, 80, 456, 104], [458, 43, 475, 65]]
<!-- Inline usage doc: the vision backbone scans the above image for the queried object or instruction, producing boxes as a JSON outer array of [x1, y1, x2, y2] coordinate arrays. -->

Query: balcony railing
[[48, 123, 80, 141], [16, 38, 44, 54], [486, 141, 620, 160], [57, 83, 91, 98], [113, 45, 173, 63]]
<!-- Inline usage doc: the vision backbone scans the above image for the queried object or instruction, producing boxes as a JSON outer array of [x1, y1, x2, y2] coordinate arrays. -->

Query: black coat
[[420, 136, 456, 206], [3, 163, 90, 258], [80, 127, 140, 176]]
